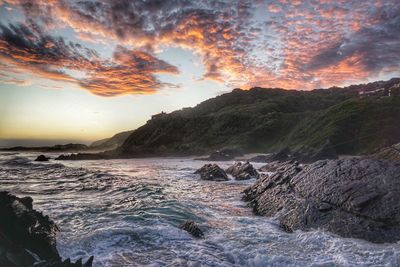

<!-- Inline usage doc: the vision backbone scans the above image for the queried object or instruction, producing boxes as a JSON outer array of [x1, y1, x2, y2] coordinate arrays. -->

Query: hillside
[[56, 78, 400, 160], [115, 78, 400, 157]]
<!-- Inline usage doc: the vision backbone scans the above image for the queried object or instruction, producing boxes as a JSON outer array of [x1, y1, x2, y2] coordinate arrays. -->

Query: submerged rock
[[0, 191, 93, 267], [226, 162, 259, 180], [35, 154, 50, 161], [243, 159, 400, 243], [180, 220, 204, 238], [195, 164, 229, 181]]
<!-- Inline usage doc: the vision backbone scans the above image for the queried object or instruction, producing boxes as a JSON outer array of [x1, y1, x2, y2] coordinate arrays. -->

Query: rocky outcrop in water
[[243, 159, 400, 243], [35, 155, 50, 162], [195, 164, 228, 181], [0, 191, 93, 267], [180, 221, 204, 238], [226, 162, 259, 180]]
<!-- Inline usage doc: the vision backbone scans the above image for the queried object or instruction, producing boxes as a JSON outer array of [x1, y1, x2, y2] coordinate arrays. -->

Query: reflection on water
[[1, 152, 399, 266]]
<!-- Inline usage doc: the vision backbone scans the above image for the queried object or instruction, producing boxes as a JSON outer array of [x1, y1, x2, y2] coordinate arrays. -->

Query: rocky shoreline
[[0, 191, 93, 267], [243, 158, 400, 243]]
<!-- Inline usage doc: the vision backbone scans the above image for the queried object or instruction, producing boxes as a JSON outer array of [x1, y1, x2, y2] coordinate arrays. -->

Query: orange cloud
[[2, 0, 400, 92], [0, 23, 179, 96]]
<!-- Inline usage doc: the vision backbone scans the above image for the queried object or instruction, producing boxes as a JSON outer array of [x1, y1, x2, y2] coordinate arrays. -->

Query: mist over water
[[0, 152, 399, 266]]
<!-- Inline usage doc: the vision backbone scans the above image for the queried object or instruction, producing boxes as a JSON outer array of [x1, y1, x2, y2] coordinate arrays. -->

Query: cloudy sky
[[0, 0, 399, 144]]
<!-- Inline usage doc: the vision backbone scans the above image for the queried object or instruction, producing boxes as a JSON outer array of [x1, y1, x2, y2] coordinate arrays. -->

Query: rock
[[35, 155, 50, 161], [226, 162, 259, 180], [195, 164, 229, 181], [243, 159, 400, 243], [207, 148, 243, 161], [180, 220, 204, 238], [0, 191, 93, 267]]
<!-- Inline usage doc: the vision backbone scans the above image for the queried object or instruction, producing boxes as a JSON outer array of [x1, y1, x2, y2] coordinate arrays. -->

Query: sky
[[0, 0, 399, 145]]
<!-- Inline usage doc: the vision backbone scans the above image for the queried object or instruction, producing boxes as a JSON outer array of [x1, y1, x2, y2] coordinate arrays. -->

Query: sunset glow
[[0, 0, 399, 143]]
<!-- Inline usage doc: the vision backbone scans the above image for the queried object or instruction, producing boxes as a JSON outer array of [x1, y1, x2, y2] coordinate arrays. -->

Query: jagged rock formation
[[195, 164, 229, 181], [226, 162, 259, 180], [0, 191, 93, 267], [180, 221, 204, 238], [243, 159, 400, 243]]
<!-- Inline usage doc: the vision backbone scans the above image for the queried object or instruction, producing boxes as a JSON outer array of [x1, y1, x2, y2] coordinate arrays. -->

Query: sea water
[[0, 152, 399, 267]]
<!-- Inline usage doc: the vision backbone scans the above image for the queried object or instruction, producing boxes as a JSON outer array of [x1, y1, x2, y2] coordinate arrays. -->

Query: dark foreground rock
[[35, 155, 50, 161], [226, 162, 259, 180], [0, 191, 93, 267], [195, 164, 229, 181], [180, 220, 204, 238], [243, 159, 400, 243]]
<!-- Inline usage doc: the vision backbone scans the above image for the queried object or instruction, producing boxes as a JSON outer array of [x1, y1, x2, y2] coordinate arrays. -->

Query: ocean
[[0, 152, 399, 266]]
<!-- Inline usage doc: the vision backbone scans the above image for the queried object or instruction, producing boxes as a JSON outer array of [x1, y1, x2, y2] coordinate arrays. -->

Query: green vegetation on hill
[[116, 78, 400, 157]]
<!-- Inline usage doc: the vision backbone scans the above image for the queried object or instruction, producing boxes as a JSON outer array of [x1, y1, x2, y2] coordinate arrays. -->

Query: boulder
[[243, 159, 400, 243], [195, 164, 229, 181], [0, 191, 93, 267], [226, 162, 259, 180], [35, 155, 50, 161], [180, 220, 204, 238]]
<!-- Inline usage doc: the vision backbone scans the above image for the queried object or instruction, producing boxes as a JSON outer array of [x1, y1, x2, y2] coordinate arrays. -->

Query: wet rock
[[0, 191, 93, 267], [195, 164, 229, 181], [180, 220, 204, 238], [35, 155, 50, 161], [243, 159, 400, 243], [226, 162, 259, 180]]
